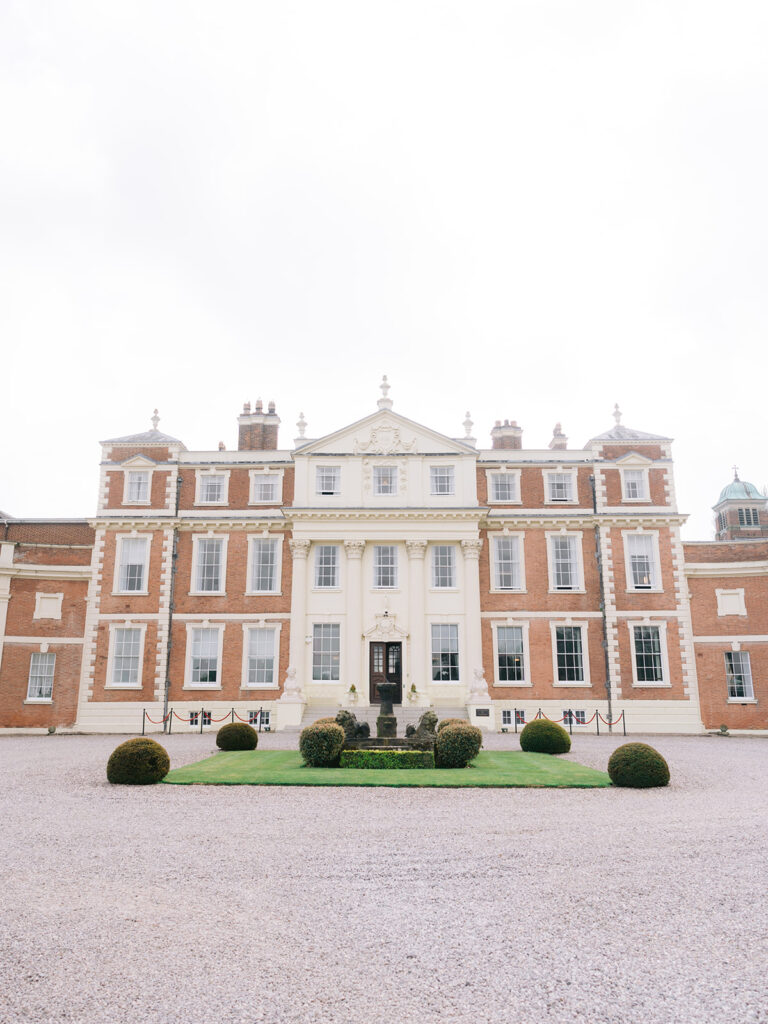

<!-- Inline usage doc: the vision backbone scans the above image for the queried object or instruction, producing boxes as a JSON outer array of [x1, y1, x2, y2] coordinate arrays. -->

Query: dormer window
[[125, 471, 149, 504], [316, 466, 341, 496], [623, 469, 648, 501]]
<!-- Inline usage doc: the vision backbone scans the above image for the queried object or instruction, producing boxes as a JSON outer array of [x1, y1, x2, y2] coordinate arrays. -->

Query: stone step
[[298, 704, 468, 731]]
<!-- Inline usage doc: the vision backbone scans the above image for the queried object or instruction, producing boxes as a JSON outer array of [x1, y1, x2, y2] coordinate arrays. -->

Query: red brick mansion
[[2, 381, 766, 735]]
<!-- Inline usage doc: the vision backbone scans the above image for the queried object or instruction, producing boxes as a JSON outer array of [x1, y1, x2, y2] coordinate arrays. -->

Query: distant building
[[1, 384, 766, 734]]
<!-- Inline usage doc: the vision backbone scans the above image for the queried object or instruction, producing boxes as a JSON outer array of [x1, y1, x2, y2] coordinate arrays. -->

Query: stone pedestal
[[376, 715, 397, 738]]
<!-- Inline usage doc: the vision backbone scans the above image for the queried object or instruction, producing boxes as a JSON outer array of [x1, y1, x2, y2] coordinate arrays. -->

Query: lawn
[[163, 750, 611, 788]]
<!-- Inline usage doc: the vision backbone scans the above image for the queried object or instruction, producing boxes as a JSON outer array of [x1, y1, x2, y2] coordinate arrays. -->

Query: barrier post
[[200, 707, 204, 734], [536, 707, 542, 720], [142, 709, 146, 736], [514, 710, 518, 734], [622, 710, 626, 737], [258, 706, 264, 732], [568, 710, 573, 736], [168, 708, 173, 734], [231, 708, 235, 724], [596, 710, 600, 736]]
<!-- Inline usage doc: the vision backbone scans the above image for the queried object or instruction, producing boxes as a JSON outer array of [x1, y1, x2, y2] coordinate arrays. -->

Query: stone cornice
[[685, 561, 768, 577], [0, 564, 92, 581], [287, 508, 487, 522]]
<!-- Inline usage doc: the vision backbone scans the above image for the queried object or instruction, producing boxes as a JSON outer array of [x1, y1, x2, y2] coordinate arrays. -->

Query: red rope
[[583, 712, 597, 725], [173, 711, 193, 723], [210, 713, 231, 723], [598, 711, 625, 726], [144, 712, 171, 725], [233, 711, 253, 723]]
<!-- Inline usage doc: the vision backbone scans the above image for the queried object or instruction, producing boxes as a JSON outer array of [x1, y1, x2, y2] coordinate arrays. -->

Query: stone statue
[[405, 710, 438, 740], [335, 709, 370, 741]]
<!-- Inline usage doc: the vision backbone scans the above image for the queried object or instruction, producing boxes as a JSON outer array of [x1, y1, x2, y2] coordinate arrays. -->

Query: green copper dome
[[717, 477, 763, 503]]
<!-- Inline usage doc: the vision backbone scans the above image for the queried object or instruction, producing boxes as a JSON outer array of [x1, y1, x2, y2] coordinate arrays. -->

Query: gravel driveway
[[1, 732, 766, 1024]]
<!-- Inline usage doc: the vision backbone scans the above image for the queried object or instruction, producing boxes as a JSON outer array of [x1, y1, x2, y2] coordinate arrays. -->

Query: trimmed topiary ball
[[299, 722, 345, 767], [435, 723, 483, 768], [519, 719, 571, 754], [313, 717, 338, 725], [437, 717, 467, 732], [107, 738, 170, 785], [216, 722, 258, 751], [608, 743, 670, 788]]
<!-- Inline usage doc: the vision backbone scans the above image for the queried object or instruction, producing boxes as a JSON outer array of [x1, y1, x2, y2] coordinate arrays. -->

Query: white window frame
[[737, 507, 761, 527], [373, 465, 399, 497], [430, 544, 457, 589], [313, 544, 341, 590], [430, 622, 461, 683], [240, 622, 282, 689], [491, 620, 531, 687], [249, 468, 284, 505], [33, 593, 63, 620], [626, 620, 671, 688], [315, 465, 341, 496], [190, 533, 228, 596], [725, 649, 756, 702], [183, 622, 224, 689], [246, 535, 283, 595], [622, 529, 663, 593], [716, 588, 747, 617], [549, 621, 592, 687], [620, 467, 650, 502], [490, 533, 526, 592], [546, 531, 585, 593], [194, 469, 230, 506], [105, 622, 148, 690], [544, 468, 578, 504], [429, 465, 456, 496], [26, 650, 56, 702], [373, 544, 399, 590], [114, 533, 152, 596], [122, 468, 152, 506], [311, 622, 342, 681], [486, 468, 522, 504]]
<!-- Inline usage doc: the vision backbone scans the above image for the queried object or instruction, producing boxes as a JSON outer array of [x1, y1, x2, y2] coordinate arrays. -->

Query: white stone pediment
[[117, 454, 158, 468], [613, 451, 654, 467], [296, 410, 474, 457], [363, 613, 409, 641]]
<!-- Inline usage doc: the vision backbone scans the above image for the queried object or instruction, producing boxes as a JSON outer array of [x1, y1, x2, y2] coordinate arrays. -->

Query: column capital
[[289, 538, 311, 560], [405, 540, 428, 559], [461, 539, 483, 560], [344, 540, 366, 559]]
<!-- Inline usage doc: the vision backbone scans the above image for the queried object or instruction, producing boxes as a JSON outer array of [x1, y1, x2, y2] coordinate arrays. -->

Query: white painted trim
[[491, 619, 531, 687], [183, 621, 224, 690], [626, 619, 671, 688], [716, 588, 747, 617], [33, 593, 63, 620], [121, 465, 153, 506], [189, 532, 229, 596], [543, 467, 578, 505], [245, 534, 283, 595], [105, 622, 148, 690], [485, 468, 522, 505], [545, 530, 585, 593], [693, 634, 768, 643], [240, 621, 283, 689], [619, 464, 651, 502], [194, 468, 231, 507], [621, 528, 663, 593], [549, 619, 592, 687], [489, 531, 526, 593], [113, 532, 152, 596], [249, 467, 285, 505], [685, 561, 768, 577]]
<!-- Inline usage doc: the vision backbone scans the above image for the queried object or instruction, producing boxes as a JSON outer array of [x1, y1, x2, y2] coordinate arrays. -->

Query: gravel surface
[[2, 731, 767, 1024]]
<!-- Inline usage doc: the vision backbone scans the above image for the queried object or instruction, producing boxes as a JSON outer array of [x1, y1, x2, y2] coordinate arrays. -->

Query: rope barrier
[[173, 711, 193, 723], [209, 713, 232, 723], [233, 711, 252, 723], [598, 711, 625, 726], [144, 712, 171, 725]]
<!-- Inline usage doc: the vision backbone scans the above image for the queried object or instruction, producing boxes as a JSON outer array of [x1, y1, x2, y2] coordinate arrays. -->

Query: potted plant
[[347, 684, 358, 704], [407, 683, 419, 704]]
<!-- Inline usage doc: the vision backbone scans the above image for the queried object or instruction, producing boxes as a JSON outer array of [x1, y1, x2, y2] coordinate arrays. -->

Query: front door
[[369, 642, 403, 705]]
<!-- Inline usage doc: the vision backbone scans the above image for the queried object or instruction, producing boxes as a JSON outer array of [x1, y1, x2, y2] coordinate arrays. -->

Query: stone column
[[343, 541, 365, 703], [286, 538, 311, 694], [405, 541, 427, 700], [461, 538, 492, 729]]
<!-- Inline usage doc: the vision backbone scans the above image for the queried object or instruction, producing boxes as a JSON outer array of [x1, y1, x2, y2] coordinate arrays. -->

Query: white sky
[[2, 1, 767, 538]]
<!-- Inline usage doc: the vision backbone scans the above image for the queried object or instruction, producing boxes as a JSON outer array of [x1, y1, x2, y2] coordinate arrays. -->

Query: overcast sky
[[2, 1, 767, 538]]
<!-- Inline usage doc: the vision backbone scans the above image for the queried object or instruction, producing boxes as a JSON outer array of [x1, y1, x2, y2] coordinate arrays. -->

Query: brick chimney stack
[[238, 399, 281, 451], [491, 419, 523, 450], [549, 423, 568, 451]]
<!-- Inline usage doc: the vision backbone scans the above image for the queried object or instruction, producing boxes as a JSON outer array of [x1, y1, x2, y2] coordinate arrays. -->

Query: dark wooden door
[[369, 642, 403, 704]]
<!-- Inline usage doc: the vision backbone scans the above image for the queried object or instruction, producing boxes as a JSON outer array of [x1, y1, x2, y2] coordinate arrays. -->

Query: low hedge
[[437, 717, 467, 732], [107, 738, 170, 785], [607, 743, 670, 788], [339, 749, 435, 769], [216, 722, 258, 751], [313, 717, 338, 725], [519, 719, 571, 754], [299, 722, 345, 767], [435, 723, 483, 768]]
